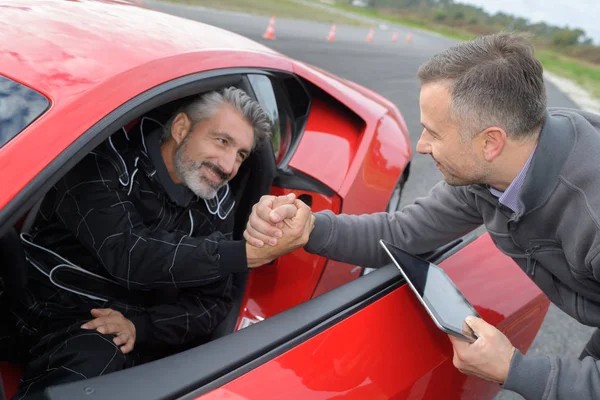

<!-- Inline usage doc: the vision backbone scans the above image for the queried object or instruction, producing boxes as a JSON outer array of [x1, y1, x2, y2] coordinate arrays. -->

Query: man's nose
[[416, 130, 431, 155], [217, 152, 236, 177]]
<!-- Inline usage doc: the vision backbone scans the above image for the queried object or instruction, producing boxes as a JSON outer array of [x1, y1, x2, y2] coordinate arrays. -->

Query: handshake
[[244, 193, 315, 268]]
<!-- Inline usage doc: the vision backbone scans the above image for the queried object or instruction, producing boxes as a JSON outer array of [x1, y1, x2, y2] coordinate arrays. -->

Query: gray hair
[[417, 32, 547, 140], [163, 87, 272, 148]]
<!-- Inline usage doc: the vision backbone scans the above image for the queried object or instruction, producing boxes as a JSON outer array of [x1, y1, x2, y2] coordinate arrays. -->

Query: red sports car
[[0, 1, 548, 399]]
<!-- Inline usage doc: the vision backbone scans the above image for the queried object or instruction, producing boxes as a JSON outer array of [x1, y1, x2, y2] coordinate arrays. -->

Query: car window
[[0, 75, 50, 149], [248, 74, 290, 164]]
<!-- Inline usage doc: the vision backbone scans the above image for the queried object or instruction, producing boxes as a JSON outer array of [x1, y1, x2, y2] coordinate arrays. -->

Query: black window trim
[[273, 165, 336, 197]]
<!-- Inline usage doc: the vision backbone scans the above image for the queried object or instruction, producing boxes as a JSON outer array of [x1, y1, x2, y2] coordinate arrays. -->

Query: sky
[[459, 0, 600, 44]]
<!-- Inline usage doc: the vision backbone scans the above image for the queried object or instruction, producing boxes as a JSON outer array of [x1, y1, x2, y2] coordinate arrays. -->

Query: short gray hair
[[417, 32, 547, 139], [163, 87, 272, 148]]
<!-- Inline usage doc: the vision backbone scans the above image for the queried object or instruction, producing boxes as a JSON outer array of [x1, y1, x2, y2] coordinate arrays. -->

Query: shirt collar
[[146, 128, 195, 207], [488, 145, 537, 214]]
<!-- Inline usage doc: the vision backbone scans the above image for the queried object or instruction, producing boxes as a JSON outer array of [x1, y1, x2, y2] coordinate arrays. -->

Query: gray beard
[[173, 140, 227, 199]]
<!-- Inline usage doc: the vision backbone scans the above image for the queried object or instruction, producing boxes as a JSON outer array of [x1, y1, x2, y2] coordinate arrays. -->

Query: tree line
[[350, 0, 599, 64]]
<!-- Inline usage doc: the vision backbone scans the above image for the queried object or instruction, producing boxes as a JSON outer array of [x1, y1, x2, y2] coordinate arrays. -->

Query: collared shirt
[[488, 145, 537, 214]]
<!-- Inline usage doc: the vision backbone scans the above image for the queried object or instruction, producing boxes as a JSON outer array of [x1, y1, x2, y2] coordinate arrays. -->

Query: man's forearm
[[503, 350, 600, 399], [132, 284, 232, 346], [304, 182, 484, 268], [245, 242, 275, 268]]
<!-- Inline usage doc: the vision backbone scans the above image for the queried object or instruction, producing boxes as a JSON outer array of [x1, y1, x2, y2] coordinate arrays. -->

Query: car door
[[44, 231, 548, 400], [190, 234, 549, 400]]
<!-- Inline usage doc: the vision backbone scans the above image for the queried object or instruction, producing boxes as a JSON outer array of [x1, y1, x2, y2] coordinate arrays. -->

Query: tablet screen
[[381, 241, 479, 340]]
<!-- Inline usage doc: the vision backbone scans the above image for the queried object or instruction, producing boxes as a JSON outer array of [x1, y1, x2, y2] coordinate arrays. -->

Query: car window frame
[[0, 68, 287, 238]]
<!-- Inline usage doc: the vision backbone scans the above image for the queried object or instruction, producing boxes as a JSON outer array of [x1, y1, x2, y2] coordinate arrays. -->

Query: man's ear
[[480, 127, 507, 162], [170, 113, 192, 145]]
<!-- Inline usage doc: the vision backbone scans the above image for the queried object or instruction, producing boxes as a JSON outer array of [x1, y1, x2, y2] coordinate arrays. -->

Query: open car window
[[0, 75, 50, 149]]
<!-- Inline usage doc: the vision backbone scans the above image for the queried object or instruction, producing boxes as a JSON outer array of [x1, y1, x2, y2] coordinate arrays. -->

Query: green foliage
[[551, 29, 585, 47], [452, 10, 465, 20], [334, 0, 600, 99], [538, 51, 600, 99], [344, 0, 599, 65], [433, 10, 448, 21]]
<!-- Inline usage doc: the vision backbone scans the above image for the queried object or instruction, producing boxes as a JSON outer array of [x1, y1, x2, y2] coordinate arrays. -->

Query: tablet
[[379, 239, 480, 343]]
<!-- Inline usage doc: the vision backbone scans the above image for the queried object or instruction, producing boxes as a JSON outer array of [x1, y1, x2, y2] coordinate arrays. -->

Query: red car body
[[0, 1, 548, 399]]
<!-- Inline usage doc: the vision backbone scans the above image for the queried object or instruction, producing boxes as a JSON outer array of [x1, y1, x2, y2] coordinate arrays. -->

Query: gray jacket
[[305, 107, 600, 399]]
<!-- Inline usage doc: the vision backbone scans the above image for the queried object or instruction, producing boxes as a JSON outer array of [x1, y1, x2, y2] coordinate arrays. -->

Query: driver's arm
[[50, 151, 248, 290], [130, 280, 233, 346]]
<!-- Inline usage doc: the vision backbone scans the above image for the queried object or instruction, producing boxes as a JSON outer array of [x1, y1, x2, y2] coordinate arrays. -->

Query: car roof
[[0, 0, 281, 101]]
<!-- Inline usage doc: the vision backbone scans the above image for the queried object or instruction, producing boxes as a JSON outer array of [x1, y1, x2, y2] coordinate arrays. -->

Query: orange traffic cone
[[327, 24, 336, 41], [366, 28, 374, 42], [392, 32, 398, 42], [263, 16, 276, 40], [406, 32, 413, 43]]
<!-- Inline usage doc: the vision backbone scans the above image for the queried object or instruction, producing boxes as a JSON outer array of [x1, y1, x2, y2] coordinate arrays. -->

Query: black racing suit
[[13, 122, 266, 398]]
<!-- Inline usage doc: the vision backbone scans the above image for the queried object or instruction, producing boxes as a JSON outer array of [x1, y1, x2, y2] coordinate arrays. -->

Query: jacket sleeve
[[129, 278, 232, 347], [47, 152, 247, 290], [502, 349, 600, 399], [305, 181, 484, 268]]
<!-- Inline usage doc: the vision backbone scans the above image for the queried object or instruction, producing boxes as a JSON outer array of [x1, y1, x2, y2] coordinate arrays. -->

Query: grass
[[163, 0, 367, 25], [538, 50, 600, 100]]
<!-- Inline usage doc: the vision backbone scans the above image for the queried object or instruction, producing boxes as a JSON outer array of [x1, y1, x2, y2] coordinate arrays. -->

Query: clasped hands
[[244, 193, 313, 268]]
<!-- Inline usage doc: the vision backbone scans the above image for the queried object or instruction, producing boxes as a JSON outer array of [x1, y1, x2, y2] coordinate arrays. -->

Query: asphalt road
[[145, 2, 595, 398]]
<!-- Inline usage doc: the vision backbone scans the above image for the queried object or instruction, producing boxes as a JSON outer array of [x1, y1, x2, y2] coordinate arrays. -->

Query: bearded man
[[14, 87, 273, 399]]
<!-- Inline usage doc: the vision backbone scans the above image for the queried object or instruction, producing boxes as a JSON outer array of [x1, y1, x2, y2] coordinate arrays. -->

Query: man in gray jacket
[[243, 32, 600, 399]]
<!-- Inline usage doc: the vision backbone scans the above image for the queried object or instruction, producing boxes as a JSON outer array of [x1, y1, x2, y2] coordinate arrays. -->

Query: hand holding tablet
[[380, 240, 480, 343]]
